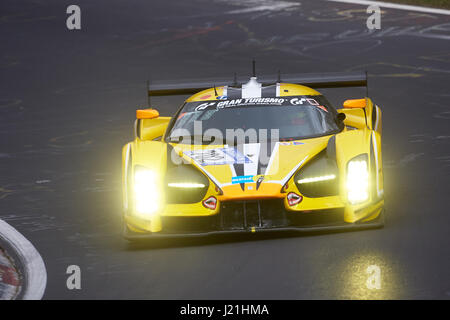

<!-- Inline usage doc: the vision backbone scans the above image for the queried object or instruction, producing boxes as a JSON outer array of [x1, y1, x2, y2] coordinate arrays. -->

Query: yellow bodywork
[[122, 84, 384, 234]]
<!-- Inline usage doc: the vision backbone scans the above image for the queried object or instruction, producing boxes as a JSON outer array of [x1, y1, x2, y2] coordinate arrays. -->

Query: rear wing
[[148, 71, 368, 97]]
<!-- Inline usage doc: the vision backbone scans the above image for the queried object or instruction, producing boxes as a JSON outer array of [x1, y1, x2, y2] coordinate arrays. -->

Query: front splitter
[[124, 210, 385, 240]]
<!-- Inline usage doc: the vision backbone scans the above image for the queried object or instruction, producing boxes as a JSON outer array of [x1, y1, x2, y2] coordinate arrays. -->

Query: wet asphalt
[[0, 0, 449, 299]]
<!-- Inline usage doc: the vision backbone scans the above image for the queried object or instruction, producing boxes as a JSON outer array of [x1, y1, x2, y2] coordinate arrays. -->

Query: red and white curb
[[0, 219, 47, 300], [0, 247, 21, 300]]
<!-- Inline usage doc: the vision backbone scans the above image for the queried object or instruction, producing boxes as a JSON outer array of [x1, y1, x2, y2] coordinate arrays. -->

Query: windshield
[[166, 95, 340, 144]]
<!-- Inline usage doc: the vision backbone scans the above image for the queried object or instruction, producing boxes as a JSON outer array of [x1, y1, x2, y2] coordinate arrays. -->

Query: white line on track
[[327, 0, 450, 16], [0, 219, 47, 300]]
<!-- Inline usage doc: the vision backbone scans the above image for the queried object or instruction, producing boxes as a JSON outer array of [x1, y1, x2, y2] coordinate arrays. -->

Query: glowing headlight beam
[[134, 169, 159, 215], [167, 182, 206, 188], [346, 158, 369, 204], [298, 174, 336, 184]]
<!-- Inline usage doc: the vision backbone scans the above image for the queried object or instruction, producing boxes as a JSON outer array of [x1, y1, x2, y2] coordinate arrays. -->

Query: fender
[[122, 140, 168, 232], [338, 98, 380, 133], [335, 128, 381, 222], [135, 117, 171, 141]]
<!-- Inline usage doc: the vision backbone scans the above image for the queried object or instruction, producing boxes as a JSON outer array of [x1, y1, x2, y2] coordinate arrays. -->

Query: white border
[[0, 219, 47, 300], [327, 0, 450, 15]]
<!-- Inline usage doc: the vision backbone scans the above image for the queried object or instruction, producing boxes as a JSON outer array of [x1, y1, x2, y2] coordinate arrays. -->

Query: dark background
[[0, 0, 449, 299]]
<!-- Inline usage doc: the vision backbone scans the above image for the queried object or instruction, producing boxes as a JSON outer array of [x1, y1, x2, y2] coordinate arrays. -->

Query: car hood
[[170, 135, 331, 200]]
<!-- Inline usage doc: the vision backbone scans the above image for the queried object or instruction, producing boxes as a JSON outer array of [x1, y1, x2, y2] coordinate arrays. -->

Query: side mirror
[[336, 112, 346, 122], [336, 112, 346, 130], [136, 108, 159, 119], [343, 98, 366, 109]]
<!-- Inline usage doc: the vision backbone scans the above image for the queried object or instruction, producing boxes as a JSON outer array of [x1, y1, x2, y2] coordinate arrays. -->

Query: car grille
[[160, 200, 345, 234], [220, 200, 288, 230]]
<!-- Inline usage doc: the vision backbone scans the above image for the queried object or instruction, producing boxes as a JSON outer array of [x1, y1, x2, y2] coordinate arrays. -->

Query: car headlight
[[134, 167, 159, 216], [167, 182, 206, 188], [298, 174, 336, 184], [346, 154, 369, 204]]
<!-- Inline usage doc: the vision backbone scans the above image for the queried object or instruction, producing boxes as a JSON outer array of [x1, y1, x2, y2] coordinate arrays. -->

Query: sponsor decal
[[184, 147, 252, 166], [290, 97, 319, 106], [195, 98, 286, 111], [191, 96, 330, 112], [290, 97, 327, 112], [232, 175, 254, 184], [217, 98, 285, 108]]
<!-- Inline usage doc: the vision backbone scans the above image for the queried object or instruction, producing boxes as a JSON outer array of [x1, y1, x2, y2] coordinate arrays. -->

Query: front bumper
[[124, 218, 384, 240], [124, 199, 384, 240]]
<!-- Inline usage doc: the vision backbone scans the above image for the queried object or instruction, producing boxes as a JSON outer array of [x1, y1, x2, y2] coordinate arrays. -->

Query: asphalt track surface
[[0, 0, 449, 299]]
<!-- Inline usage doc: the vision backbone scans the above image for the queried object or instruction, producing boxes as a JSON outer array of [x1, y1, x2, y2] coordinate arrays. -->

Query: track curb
[[0, 219, 47, 300]]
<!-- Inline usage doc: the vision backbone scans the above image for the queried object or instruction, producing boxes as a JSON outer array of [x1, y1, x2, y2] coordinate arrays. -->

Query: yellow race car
[[122, 72, 384, 239]]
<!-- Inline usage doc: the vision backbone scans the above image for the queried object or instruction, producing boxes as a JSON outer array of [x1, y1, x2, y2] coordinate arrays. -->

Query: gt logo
[[195, 102, 216, 111], [290, 98, 318, 106]]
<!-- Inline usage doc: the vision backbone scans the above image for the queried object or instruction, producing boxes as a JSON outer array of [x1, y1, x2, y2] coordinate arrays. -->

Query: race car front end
[[121, 72, 384, 240], [122, 129, 384, 240]]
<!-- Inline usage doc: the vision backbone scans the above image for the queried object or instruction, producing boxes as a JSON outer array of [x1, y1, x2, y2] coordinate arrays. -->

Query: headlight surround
[[294, 151, 339, 198], [346, 154, 369, 204], [165, 164, 209, 204], [133, 166, 159, 216]]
